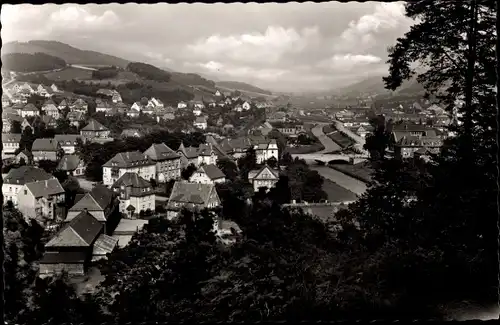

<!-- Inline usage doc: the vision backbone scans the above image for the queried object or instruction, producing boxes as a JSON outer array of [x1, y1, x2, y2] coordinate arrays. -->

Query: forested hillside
[[2, 52, 67, 72]]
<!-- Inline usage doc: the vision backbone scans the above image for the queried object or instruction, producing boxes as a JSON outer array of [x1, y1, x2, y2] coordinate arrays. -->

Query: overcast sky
[[1, 3, 415, 92]]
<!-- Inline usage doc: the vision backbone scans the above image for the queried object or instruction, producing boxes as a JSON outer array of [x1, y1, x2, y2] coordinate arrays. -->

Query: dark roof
[[112, 172, 151, 189], [23, 103, 38, 111], [26, 179, 65, 198], [168, 181, 215, 205], [70, 184, 114, 212], [248, 165, 280, 180], [54, 134, 83, 145], [57, 154, 83, 171], [4, 166, 53, 185], [89, 184, 115, 210], [198, 143, 215, 156], [81, 119, 108, 132], [200, 164, 225, 180], [46, 211, 103, 247], [144, 143, 180, 161], [31, 138, 59, 152], [103, 151, 155, 168], [40, 252, 87, 264], [177, 142, 199, 159]]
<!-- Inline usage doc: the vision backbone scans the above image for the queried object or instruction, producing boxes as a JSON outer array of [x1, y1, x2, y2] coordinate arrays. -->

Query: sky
[[1, 2, 416, 92]]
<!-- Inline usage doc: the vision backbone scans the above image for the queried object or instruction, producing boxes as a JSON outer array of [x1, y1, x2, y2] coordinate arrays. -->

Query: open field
[[43, 67, 93, 81]]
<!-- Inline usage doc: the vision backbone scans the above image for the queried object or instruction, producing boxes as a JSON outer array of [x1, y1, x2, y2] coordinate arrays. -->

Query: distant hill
[[2, 40, 130, 68], [333, 75, 426, 98], [216, 80, 272, 95]]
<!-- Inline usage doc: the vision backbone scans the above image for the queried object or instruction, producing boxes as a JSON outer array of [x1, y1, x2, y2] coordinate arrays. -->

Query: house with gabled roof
[[177, 142, 200, 168], [40, 115, 58, 129], [50, 84, 59, 93], [42, 101, 60, 119], [2, 166, 54, 206], [67, 111, 85, 128], [248, 165, 280, 192], [15, 149, 33, 165], [189, 164, 226, 185], [37, 84, 54, 98], [20, 103, 39, 118], [111, 91, 122, 103], [31, 138, 63, 162], [112, 173, 155, 218], [66, 184, 118, 234], [58, 99, 69, 110], [197, 143, 217, 166], [144, 143, 181, 182], [2, 133, 21, 158], [102, 151, 156, 187], [40, 211, 106, 276], [166, 181, 221, 219], [96, 98, 113, 114], [177, 101, 188, 109], [70, 98, 88, 112], [54, 134, 85, 154], [57, 154, 86, 176], [17, 178, 66, 225], [193, 116, 208, 130], [80, 118, 110, 140]]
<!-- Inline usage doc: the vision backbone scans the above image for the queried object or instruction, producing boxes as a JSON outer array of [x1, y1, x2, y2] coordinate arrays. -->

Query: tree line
[[2, 52, 67, 73]]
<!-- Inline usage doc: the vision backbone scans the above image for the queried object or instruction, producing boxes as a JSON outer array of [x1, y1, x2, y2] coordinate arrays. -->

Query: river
[[310, 165, 368, 196]]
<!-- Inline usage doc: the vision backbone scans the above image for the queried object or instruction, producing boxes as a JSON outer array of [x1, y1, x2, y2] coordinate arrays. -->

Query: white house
[[193, 116, 208, 130], [254, 139, 279, 164], [2, 133, 21, 158], [54, 134, 85, 154], [193, 101, 205, 109], [42, 101, 60, 119], [149, 97, 164, 108], [2, 166, 54, 207], [189, 164, 226, 185], [193, 107, 203, 116], [248, 165, 280, 192], [215, 90, 222, 97], [112, 173, 156, 217], [20, 104, 39, 118], [242, 101, 251, 111], [102, 151, 156, 187], [131, 102, 144, 112], [50, 84, 59, 93], [234, 105, 243, 112], [177, 101, 188, 109]]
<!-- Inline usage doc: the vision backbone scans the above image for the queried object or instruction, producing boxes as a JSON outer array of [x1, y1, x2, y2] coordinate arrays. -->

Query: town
[[2, 1, 497, 324], [2, 74, 456, 275]]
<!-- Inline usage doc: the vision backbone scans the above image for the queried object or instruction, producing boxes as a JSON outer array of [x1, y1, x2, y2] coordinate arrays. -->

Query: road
[[310, 124, 342, 153], [69, 64, 98, 71]]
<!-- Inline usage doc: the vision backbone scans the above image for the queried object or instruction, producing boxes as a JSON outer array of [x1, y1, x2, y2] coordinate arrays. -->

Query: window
[[24, 190, 27, 195]]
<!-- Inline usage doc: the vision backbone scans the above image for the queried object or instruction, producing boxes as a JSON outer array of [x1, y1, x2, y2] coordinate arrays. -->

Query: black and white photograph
[[1, 2, 499, 323]]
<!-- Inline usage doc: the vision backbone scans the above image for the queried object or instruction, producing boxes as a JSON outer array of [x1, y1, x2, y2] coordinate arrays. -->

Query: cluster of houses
[[2, 118, 111, 161], [2, 125, 281, 277]]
